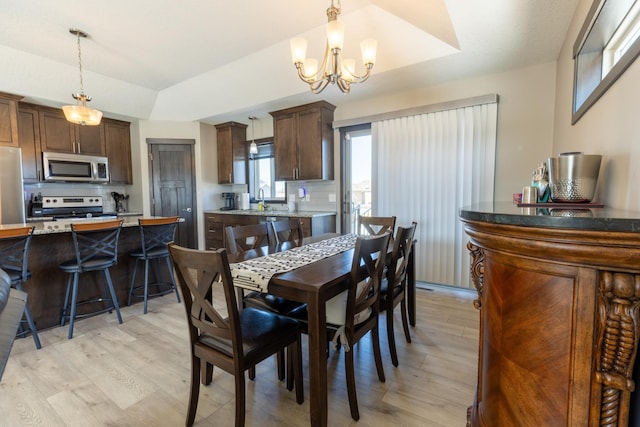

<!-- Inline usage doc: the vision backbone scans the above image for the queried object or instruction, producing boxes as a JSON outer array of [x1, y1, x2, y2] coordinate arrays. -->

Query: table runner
[[230, 234, 358, 292]]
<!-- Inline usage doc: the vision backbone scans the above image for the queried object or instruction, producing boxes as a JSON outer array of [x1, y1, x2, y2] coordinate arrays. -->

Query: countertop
[[204, 209, 337, 218], [1, 214, 160, 235], [459, 202, 640, 233]]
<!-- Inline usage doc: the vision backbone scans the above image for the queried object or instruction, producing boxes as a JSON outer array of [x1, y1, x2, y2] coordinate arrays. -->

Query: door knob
[[182, 207, 192, 212]]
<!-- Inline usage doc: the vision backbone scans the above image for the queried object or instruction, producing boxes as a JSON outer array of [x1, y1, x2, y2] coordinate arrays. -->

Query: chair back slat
[[388, 222, 417, 289], [345, 233, 390, 330], [359, 215, 396, 243], [138, 216, 179, 255], [0, 226, 34, 282], [225, 223, 276, 255], [71, 220, 123, 268], [168, 245, 242, 356], [271, 218, 304, 247]]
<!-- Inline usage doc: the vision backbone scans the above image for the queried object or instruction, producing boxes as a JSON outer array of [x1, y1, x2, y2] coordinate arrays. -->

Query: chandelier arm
[[310, 78, 331, 94], [336, 78, 351, 93]]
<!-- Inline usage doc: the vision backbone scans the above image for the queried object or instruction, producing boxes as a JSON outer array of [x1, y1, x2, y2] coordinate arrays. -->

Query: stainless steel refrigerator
[[0, 146, 25, 224]]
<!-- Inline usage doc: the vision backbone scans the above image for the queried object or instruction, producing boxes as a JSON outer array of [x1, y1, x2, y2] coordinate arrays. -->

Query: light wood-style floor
[[1, 285, 479, 426]]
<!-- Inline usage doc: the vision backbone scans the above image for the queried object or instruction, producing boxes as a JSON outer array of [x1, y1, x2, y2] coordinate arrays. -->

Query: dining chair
[[224, 222, 276, 254], [59, 219, 124, 339], [271, 218, 304, 248], [288, 232, 390, 421], [225, 221, 306, 380], [358, 215, 396, 238], [224, 222, 304, 318], [128, 216, 181, 314], [0, 226, 41, 349], [380, 222, 417, 367], [168, 244, 304, 427]]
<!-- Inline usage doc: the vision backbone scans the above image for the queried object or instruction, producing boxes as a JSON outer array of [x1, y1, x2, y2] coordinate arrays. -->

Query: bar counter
[[1, 215, 175, 332], [459, 202, 640, 426]]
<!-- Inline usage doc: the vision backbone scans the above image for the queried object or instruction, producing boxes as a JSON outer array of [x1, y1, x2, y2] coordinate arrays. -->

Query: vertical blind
[[372, 100, 497, 288]]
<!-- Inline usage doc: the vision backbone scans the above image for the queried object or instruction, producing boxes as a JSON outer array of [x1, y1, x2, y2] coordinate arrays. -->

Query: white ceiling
[[0, 0, 579, 125]]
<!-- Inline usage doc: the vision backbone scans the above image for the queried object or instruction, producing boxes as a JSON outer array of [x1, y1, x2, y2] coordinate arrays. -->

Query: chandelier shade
[[63, 28, 102, 126], [290, 0, 376, 94]]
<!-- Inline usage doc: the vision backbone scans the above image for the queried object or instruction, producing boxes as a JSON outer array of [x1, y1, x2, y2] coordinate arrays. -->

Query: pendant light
[[249, 116, 258, 157], [62, 28, 102, 126]]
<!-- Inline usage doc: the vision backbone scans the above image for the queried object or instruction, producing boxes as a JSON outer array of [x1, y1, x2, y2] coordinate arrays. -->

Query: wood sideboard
[[460, 203, 640, 427]]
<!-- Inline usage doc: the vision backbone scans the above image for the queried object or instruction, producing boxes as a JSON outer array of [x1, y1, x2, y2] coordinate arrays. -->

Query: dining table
[[227, 233, 417, 427]]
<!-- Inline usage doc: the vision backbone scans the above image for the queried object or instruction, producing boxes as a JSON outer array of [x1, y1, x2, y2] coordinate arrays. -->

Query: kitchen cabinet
[[16, 101, 132, 184], [104, 118, 132, 184], [38, 106, 106, 156], [270, 101, 335, 181], [204, 212, 336, 250], [215, 121, 247, 184], [0, 92, 21, 148], [204, 213, 224, 250], [17, 104, 42, 182]]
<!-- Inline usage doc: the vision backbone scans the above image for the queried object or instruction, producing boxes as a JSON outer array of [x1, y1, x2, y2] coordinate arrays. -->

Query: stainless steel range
[[40, 196, 115, 219], [35, 195, 118, 232]]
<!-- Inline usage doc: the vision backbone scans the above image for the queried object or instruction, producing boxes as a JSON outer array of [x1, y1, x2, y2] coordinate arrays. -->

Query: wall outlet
[[305, 194, 310, 202], [328, 193, 336, 202]]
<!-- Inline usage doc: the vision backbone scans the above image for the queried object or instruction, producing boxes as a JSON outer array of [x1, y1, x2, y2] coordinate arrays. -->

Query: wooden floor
[[1, 285, 479, 426]]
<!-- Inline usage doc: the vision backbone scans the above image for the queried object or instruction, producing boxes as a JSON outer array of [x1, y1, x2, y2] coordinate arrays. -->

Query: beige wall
[[553, 0, 640, 210]]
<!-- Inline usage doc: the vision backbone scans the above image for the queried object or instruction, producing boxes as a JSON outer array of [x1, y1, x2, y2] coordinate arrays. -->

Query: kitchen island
[[459, 203, 640, 426], [0, 215, 172, 332]]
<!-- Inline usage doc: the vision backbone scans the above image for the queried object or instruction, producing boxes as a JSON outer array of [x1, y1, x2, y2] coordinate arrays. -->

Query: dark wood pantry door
[[147, 139, 197, 248]]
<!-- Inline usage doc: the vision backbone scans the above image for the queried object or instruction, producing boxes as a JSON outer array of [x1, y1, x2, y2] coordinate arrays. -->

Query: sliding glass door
[[340, 125, 372, 234]]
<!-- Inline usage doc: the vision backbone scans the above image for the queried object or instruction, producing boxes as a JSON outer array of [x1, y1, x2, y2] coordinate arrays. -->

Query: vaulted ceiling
[[0, 0, 579, 124]]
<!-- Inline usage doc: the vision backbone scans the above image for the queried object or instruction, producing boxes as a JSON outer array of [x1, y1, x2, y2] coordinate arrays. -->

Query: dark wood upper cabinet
[[38, 106, 105, 156], [104, 118, 132, 184], [17, 104, 42, 182], [215, 121, 247, 184], [270, 100, 335, 181], [0, 92, 21, 148], [16, 100, 132, 184]]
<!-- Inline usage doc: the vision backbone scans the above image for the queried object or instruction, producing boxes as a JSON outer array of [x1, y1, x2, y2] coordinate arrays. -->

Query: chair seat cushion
[[243, 292, 306, 315], [199, 307, 300, 360], [59, 256, 115, 273], [130, 247, 169, 259]]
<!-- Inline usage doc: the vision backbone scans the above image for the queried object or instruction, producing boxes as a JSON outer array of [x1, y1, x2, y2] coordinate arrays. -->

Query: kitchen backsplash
[[23, 183, 131, 214], [291, 180, 338, 212]]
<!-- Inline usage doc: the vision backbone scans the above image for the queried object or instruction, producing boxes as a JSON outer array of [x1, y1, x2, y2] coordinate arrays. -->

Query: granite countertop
[[204, 209, 337, 218], [459, 202, 640, 233]]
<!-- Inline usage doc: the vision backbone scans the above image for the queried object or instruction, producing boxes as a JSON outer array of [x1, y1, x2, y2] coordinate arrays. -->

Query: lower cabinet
[[204, 213, 336, 250]]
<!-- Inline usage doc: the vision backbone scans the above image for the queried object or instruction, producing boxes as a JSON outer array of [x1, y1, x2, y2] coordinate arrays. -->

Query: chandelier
[[290, 0, 377, 94], [62, 28, 103, 126]]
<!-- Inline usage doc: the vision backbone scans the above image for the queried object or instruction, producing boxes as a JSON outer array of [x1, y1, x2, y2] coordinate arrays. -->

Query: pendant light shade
[[249, 116, 258, 155], [63, 28, 102, 126]]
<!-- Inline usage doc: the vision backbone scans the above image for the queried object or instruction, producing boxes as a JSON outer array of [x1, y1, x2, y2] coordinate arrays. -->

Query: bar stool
[[59, 219, 124, 339], [0, 226, 41, 349], [128, 216, 181, 314]]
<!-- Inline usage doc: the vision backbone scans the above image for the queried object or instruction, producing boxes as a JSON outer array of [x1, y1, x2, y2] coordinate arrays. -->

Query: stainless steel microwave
[[42, 152, 109, 182]]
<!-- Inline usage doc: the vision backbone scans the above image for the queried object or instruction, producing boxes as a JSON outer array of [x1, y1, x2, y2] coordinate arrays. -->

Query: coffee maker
[[221, 192, 236, 210]]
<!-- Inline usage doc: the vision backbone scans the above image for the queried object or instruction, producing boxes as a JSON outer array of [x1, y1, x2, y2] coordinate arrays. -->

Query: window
[[573, 0, 640, 123], [248, 139, 286, 202]]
